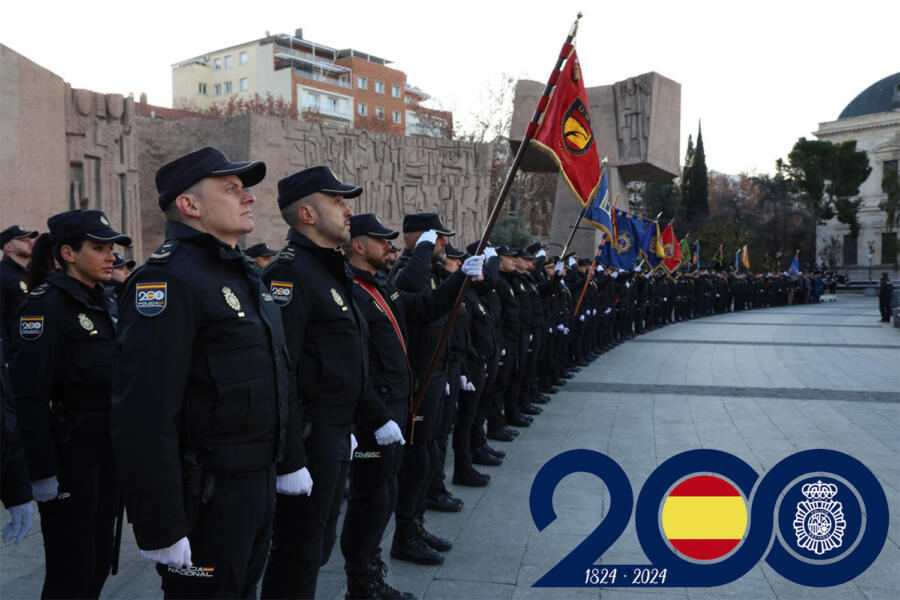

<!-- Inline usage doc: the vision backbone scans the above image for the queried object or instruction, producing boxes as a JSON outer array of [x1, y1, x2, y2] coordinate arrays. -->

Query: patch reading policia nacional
[[528, 448, 888, 589], [19, 316, 44, 340], [270, 281, 293, 306], [135, 282, 167, 317]]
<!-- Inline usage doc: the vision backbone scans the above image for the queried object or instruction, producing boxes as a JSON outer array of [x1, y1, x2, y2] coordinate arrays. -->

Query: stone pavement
[[2, 296, 898, 599]]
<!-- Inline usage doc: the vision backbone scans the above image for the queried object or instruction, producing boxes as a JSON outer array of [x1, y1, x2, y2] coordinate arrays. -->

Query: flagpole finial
[[570, 12, 582, 37]]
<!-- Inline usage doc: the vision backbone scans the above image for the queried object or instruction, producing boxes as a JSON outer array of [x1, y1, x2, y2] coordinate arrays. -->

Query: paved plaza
[[1, 295, 898, 599]]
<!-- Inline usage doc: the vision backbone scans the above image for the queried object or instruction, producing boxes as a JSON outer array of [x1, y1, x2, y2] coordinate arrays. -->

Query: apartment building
[[171, 28, 451, 137]]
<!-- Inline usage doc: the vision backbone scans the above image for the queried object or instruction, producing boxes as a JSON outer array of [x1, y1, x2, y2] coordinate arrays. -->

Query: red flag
[[532, 48, 602, 207], [660, 223, 682, 273]]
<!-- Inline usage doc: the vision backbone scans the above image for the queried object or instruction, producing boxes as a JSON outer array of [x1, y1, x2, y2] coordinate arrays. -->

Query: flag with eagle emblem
[[531, 48, 602, 207]]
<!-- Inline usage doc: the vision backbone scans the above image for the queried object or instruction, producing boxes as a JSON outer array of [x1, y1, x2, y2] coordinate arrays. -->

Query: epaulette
[[277, 246, 297, 264], [147, 239, 179, 264], [29, 283, 49, 297]]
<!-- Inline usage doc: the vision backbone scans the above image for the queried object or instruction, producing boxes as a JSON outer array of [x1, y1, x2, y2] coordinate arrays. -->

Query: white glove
[[350, 433, 358, 459], [461, 255, 485, 278], [605, 308, 612, 314], [548, 327, 553, 334], [140, 537, 192, 568], [555, 262, 564, 275], [416, 230, 438, 246], [579, 314, 585, 322], [483, 246, 497, 260], [374, 420, 406, 446], [625, 282, 631, 288], [556, 323, 566, 332], [568, 257, 577, 267], [500, 348, 506, 357], [611, 271, 618, 279], [564, 327, 570, 335], [536, 249, 547, 258], [2, 503, 34, 545], [529, 334, 533, 342], [31, 476, 59, 502], [276, 467, 313, 496], [592, 309, 597, 316], [460, 375, 476, 392], [663, 297, 668, 302], [445, 382, 451, 396], [634, 266, 641, 273], [596, 264, 602, 272]]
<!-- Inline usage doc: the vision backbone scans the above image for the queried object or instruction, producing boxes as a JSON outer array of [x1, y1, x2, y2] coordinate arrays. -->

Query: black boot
[[346, 563, 379, 599], [414, 515, 453, 552], [368, 556, 416, 599], [472, 447, 503, 466], [453, 465, 491, 486], [391, 518, 444, 565]]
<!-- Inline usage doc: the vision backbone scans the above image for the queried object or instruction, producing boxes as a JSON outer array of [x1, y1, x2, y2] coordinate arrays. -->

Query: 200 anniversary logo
[[529, 449, 888, 588]]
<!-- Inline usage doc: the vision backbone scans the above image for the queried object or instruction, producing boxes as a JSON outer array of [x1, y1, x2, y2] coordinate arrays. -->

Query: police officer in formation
[[1, 144, 850, 600]]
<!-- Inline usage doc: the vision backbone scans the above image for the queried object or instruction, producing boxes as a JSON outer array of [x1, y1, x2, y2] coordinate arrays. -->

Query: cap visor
[[435, 228, 455, 237], [212, 161, 267, 189], [15, 230, 39, 240], [321, 183, 363, 199], [85, 228, 132, 246], [368, 229, 399, 240]]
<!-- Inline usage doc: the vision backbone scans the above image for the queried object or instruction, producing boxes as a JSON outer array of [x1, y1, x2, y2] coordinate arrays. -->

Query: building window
[[239, 51, 248, 65], [326, 96, 339, 112], [306, 92, 320, 108], [240, 78, 248, 91], [842, 234, 858, 266], [883, 232, 898, 266], [375, 106, 385, 120], [214, 83, 222, 97], [224, 55, 233, 69], [392, 110, 401, 123], [357, 75, 367, 90], [214, 58, 222, 71], [198, 83, 208, 95], [375, 80, 385, 94], [392, 85, 401, 98], [358, 103, 367, 116], [885, 159, 898, 177], [224, 81, 232, 94]]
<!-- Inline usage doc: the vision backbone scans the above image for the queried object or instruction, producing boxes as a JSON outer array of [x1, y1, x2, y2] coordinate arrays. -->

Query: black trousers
[[429, 359, 462, 495], [38, 437, 117, 600], [453, 360, 486, 471], [262, 423, 350, 600], [160, 465, 275, 599], [880, 297, 892, 321], [487, 343, 514, 431], [472, 352, 500, 448], [341, 400, 407, 570], [504, 331, 530, 417], [395, 374, 445, 521]]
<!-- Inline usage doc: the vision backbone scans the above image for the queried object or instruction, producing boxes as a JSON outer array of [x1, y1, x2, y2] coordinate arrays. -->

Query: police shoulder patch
[[29, 283, 49, 297], [270, 281, 293, 306], [20, 316, 44, 340], [147, 240, 178, 264], [277, 247, 297, 264], [135, 282, 167, 316]]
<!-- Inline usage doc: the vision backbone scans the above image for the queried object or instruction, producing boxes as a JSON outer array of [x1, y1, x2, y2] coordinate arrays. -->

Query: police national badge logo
[[270, 281, 293, 306], [100, 215, 110, 226], [222, 286, 241, 311], [331, 287, 348, 311], [77, 313, 94, 332], [793, 480, 846, 555], [562, 97, 594, 156], [135, 282, 167, 317], [19, 316, 44, 340]]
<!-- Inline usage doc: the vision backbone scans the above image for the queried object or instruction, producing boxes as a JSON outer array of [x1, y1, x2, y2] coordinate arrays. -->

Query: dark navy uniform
[[1, 255, 30, 344], [112, 221, 291, 598]]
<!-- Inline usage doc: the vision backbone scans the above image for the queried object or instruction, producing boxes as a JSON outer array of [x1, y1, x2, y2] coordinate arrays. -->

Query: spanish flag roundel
[[662, 475, 747, 560]]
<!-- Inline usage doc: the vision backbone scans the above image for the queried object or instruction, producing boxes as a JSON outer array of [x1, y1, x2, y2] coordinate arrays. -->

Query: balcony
[[274, 45, 349, 73], [294, 69, 352, 89]]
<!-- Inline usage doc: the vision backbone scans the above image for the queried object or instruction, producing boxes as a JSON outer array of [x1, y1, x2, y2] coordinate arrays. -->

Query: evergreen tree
[[686, 122, 709, 222], [680, 134, 694, 209]]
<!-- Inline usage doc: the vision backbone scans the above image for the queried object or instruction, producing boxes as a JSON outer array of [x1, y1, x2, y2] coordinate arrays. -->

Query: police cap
[[495, 246, 517, 257], [245, 243, 278, 258], [349, 213, 399, 240], [0, 225, 39, 247], [112, 252, 136, 269], [277, 166, 361, 209], [445, 243, 467, 259], [402, 212, 454, 236], [155, 146, 266, 210], [48, 210, 131, 246], [525, 241, 544, 255]]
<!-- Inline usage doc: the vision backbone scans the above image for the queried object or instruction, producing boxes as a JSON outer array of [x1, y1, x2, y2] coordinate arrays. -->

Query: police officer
[[879, 273, 894, 323], [1, 226, 39, 344], [245, 242, 278, 270], [111, 147, 295, 599], [1, 338, 34, 547], [260, 166, 367, 599], [9, 209, 129, 598], [106, 252, 135, 300]]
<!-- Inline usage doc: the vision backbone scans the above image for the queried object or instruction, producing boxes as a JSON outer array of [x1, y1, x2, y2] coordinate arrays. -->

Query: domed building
[[814, 73, 900, 281]]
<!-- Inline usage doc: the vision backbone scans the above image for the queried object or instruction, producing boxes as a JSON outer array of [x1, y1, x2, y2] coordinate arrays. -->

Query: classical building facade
[[171, 28, 451, 137], [814, 73, 900, 280]]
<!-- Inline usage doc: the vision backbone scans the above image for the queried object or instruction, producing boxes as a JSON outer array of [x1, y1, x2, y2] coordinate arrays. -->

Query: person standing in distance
[[8, 210, 130, 598], [111, 147, 297, 599], [1, 226, 39, 344], [260, 167, 368, 600]]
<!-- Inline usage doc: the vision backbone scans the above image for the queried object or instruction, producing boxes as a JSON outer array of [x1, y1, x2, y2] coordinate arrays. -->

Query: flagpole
[[559, 208, 586, 260], [573, 242, 602, 316], [408, 13, 584, 426]]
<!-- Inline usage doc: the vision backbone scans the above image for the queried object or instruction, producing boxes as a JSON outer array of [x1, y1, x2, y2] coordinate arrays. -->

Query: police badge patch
[[331, 288, 348, 311], [78, 313, 94, 332], [270, 281, 293, 306], [793, 480, 847, 555], [135, 282, 167, 316], [19, 316, 43, 340]]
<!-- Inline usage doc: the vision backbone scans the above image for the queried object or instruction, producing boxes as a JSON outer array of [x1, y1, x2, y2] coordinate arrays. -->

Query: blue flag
[[612, 208, 638, 269], [598, 236, 619, 268], [583, 168, 613, 241], [639, 219, 665, 271], [788, 251, 800, 274]]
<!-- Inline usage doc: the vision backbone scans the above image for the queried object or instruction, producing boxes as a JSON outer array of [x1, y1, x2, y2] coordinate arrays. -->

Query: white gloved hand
[[663, 297, 668, 302], [445, 382, 451, 396], [374, 420, 405, 446], [611, 271, 618, 279], [568, 257, 577, 267], [500, 348, 506, 357], [2, 503, 34, 545], [564, 327, 570, 335], [548, 327, 553, 334], [592, 309, 598, 316], [579, 314, 585, 322], [31, 476, 59, 502], [605, 308, 612, 314], [416, 229, 438, 246], [350, 433, 358, 459], [557, 323, 566, 332], [276, 467, 313, 496], [529, 334, 533, 342], [460, 375, 476, 392], [536, 249, 547, 258], [596, 264, 602, 272], [140, 537, 192, 568], [555, 262, 564, 275], [461, 255, 485, 278], [625, 282, 631, 288], [483, 246, 497, 260]]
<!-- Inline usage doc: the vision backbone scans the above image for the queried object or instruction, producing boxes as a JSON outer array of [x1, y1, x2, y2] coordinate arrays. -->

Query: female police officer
[[7, 209, 130, 599]]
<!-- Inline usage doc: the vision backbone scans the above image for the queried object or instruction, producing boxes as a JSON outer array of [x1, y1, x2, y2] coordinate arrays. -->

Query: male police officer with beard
[[340, 213, 481, 595], [260, 167, 368, 600], [111, 147, 295, 599]]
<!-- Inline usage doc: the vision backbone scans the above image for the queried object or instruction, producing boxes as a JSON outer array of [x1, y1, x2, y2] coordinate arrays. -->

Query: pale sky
[[3, 0, 898, 175]]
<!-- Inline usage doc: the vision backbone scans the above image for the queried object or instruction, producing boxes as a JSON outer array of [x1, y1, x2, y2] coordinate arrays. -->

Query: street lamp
[[867, 240, 875, 286]]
